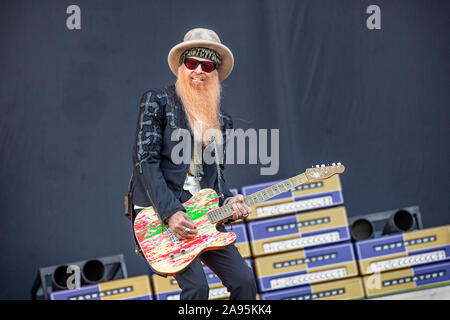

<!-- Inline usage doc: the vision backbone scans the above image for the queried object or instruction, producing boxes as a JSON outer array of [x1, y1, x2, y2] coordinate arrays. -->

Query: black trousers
[[174, 190, 257, 300]]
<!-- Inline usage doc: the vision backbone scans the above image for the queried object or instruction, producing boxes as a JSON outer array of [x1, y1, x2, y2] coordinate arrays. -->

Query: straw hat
[[168, 28, 234, 81]]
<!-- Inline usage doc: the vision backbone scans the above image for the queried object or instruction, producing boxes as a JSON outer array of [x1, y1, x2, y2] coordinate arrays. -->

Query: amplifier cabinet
[[50, 275, 152, 300], [151, 274, 184, 300], [151, 259, 253, 300], [242, 175, 344, 221], [260, 277, 365, 300], [355, 225, 450, 275], [247, 206, 350, 257], [362, 260, 450, 298], [225, 223, 251, 258], [253, 242, 358, 293]]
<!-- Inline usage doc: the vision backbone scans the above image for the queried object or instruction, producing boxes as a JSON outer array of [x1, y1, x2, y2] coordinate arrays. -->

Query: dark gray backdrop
[[0, 0, 449, 299]]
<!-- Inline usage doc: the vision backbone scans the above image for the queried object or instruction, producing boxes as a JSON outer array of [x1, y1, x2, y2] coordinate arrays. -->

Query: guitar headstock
[[305, 163, 345, 181]]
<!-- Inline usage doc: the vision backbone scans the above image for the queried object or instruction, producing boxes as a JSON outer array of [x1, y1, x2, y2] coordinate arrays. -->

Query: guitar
[[133, 163, 345, 276]]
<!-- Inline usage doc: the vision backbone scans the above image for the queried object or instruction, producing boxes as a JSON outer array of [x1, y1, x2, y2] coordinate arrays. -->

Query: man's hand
[[167, 211, 198, 240], [227, 194, 252, 220]]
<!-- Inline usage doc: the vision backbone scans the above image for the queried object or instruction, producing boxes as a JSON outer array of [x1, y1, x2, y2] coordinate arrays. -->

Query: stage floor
[[369, 285, 450, 300]]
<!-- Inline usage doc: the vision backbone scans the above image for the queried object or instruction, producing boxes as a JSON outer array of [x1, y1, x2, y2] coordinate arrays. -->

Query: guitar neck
[[207, 173, 309, 224]]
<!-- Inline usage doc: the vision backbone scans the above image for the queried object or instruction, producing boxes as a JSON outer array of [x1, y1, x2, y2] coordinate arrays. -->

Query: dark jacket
[[131, 84, 234, 224]]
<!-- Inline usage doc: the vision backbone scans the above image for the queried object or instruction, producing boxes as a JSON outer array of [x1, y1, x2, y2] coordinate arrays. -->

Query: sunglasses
[[183, 57, 217, 73]]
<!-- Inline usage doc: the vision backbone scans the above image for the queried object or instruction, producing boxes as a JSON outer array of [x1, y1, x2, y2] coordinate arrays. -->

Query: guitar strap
[[124, 173, 144, 256], [213, 138, 224, 200], [124, 174, 134, 221]]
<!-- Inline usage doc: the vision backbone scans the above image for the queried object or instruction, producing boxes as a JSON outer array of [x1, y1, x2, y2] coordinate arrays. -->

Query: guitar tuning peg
[[321, 164, 325, 167], [316, 165, 320, 168], [332, 163, 336, 166], [337, 162, 341, 166]]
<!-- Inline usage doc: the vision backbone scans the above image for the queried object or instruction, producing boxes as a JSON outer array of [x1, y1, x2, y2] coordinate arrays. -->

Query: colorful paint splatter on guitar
[[134, 188, 237, 275]]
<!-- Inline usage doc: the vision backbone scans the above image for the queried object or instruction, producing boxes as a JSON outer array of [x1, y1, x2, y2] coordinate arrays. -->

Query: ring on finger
[[184, 227, 190, 233]]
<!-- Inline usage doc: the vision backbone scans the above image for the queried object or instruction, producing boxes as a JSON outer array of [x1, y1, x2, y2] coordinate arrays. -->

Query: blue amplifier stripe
[[50, 284, 100, 300], [248, 215, 298, 241], [355, 234, 405, 259], [305, 242, 354, 268], [248, 221, 349, 243], [260, 284, 312, 300], [413, 261, 450, 287]]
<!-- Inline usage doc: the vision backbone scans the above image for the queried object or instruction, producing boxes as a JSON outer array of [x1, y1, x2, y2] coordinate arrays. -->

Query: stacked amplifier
[[356, 225, 450, 298], [241, 175, 365, 300], [50, 275, 153, 300]]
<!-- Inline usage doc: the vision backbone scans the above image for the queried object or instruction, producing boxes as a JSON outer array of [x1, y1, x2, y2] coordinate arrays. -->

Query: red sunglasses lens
[[201, 61, 215, 72], [184, 58, 200, 70]]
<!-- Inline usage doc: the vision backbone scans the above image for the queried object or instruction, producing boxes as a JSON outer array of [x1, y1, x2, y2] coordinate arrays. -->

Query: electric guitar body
[[134, 188, 236, 276]]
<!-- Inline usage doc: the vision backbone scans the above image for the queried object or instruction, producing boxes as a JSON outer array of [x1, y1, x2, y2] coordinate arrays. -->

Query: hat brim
[[168, 40, 234, 82]]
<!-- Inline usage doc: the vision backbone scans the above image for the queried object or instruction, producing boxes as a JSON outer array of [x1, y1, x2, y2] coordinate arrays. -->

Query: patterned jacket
[[131, 84, 234, 223]]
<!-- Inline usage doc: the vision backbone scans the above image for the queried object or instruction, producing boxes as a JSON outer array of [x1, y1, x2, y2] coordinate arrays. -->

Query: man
[[130, 28, 257, 300]]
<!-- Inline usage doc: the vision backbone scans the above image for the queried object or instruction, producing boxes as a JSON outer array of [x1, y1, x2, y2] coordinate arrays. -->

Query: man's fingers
[[177, 221, 197, 237], [237, 203, 247, 215], [232, 203, 250, 219], [174, 228, 195, 240], [232, 203, 241, 219]]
